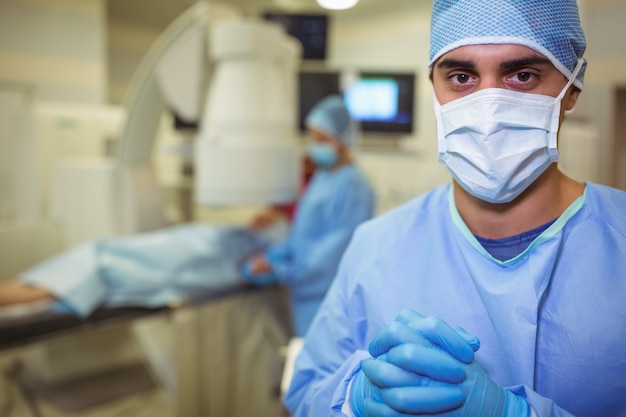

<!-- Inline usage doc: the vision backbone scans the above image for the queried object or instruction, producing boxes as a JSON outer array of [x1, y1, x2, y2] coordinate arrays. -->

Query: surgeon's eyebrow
[[436, 58, 474, 71], [436, 55, 553, 71], [499, 56, 552, 70]]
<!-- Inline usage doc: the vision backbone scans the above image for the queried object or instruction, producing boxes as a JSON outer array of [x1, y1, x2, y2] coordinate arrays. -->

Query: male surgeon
[[284, 1, 626, 416]]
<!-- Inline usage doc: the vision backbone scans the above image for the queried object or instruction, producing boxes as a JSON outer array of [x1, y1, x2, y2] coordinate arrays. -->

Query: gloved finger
[[453, 326, 480, 352], [394, 308, 426, 325], [408, 316, 476, 363], [361, 399, 417, 417], [361, 358, 429, 388], [385, 344, 466, 384], [381, 385, 465, 414], [392, 309, 479, 359], [369, 321, 431, 357]]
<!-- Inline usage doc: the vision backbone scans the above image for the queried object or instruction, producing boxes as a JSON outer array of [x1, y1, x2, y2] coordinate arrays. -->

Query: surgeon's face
[[307, 127, 343, 150], [432, 44, 580, 112]]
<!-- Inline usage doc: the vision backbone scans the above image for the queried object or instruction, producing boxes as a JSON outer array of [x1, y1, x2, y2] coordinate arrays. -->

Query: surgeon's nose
[[477, 75, 502, 91]]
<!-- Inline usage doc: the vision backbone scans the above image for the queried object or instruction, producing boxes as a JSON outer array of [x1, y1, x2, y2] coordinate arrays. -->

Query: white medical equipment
[[115, 1, 301, 234]]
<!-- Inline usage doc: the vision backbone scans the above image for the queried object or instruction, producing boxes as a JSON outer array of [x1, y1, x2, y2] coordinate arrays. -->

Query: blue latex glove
[[350, 309, 530, 417], [448, 360, 530, 417], [351, 361, 531, 417], [239, 258, 278, 286], [350, 352, 467, 416], [368, 309, 480, 361], [350, 309, 479, 416]]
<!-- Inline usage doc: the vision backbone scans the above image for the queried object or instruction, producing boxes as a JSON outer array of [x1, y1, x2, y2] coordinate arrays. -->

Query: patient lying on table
[[0, 224, 271, 317]]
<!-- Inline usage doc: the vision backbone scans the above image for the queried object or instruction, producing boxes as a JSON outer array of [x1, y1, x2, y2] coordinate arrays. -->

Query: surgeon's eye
[[506, 70, 540, 91], [451, 73, 471, 84]]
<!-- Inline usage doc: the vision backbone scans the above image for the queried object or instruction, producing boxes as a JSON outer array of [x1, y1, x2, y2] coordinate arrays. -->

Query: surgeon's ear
[[563, 86, 581, 111]]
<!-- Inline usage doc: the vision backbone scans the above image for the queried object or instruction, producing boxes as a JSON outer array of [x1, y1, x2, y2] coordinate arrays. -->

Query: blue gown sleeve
[[268, 228, 351, 287], [283, 251, 370, 416], [510, 386, 577, 417]]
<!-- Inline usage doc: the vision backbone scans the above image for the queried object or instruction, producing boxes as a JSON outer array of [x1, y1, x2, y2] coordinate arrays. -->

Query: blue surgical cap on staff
[[429, 0, 587, 89], [305, 95, 356, 148]]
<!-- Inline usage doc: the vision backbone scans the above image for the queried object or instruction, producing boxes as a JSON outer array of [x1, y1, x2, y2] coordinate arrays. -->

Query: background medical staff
[[242, 95, 376, 337], [284, 1, 626, 416]]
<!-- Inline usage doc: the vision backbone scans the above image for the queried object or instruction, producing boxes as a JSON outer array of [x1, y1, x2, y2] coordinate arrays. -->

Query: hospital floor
[[1, 380, 174, 417], [0, 328, 175, 417]]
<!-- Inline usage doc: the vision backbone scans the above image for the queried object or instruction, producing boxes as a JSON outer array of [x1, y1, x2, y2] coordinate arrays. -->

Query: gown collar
[[447, 184, 587, 265]]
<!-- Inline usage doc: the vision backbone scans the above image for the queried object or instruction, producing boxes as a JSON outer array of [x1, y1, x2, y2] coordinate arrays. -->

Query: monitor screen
[[263, 13, 329, 60], [344, 72, 416, 134], [298, 71, 341, 131]]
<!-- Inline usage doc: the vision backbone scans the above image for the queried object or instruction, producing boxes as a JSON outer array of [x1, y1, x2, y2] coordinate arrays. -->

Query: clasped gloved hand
[[453, 360, 530, 417], [349, 309, 530, 417], [239, 254, 278, 286]]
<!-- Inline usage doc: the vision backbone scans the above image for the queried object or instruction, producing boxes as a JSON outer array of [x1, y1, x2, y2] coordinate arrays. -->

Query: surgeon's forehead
[[434, 44, 553, 69], [307, 127, 338, 144]]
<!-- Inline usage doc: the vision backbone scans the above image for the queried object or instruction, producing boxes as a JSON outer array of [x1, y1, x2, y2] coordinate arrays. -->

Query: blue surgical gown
[[21, 224, 270, 316], [284, 182, 626, 417], [265, 164, 375, 336]]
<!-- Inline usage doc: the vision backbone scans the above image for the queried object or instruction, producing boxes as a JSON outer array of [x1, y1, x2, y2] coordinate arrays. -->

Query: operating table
[[0, 284, 292, 417]]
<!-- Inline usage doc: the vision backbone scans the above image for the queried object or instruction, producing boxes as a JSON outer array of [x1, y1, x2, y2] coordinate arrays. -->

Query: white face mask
[[435, 59, 583, 204]]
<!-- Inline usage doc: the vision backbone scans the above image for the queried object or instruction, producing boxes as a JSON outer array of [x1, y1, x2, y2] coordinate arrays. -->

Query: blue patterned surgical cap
[[429, 0, 587, 88], [305, 95, 357, 147]]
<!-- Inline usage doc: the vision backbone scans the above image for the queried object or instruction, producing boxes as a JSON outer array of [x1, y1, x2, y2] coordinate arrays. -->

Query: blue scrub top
[[284, 182, 626, 417], [266, 164, 375, 336]]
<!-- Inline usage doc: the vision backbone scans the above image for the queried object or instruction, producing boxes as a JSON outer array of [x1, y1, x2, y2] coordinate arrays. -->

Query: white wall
[[572, 0, 626, 187], [106, 0, 192, 104], [0, 0, 113, 278], [0, 88, 38, 219], [0, 0, 111, 221], [107, 18, 169, 104], [0, 0, 107, 104]]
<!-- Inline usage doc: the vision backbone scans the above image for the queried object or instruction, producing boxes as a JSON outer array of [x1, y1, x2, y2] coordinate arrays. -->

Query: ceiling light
[[316, 0, 359, 10]]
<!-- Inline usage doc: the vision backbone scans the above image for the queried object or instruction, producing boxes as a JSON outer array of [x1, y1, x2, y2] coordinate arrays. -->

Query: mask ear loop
[[433, 91, 449, 159], [548, 58, 585, 160]]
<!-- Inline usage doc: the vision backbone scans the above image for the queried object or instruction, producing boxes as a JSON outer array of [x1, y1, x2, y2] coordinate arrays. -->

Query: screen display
[[344, 72, 416, 134], [264, 13, 329, 60], [345, 78, 399, 122]]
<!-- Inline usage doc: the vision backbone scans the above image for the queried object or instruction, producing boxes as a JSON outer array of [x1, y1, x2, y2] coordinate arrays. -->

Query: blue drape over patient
[[20, 224, 270, 317]]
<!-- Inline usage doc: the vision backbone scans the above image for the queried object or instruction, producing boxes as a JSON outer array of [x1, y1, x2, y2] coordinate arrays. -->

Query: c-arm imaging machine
[[114, 1, 301, 234]]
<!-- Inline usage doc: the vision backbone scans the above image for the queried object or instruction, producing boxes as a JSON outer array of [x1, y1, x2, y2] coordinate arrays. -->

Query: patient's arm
[[0, 280, 55, 306]]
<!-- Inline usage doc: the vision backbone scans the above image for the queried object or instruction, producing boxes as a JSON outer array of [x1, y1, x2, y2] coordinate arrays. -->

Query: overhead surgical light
[[316, 0, 358, 10]]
